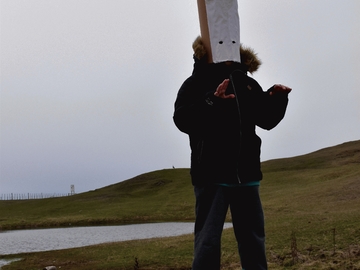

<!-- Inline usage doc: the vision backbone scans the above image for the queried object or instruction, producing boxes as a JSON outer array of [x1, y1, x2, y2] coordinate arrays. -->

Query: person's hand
[[270, 84, 292, 95], [214, 79, 235, 99]]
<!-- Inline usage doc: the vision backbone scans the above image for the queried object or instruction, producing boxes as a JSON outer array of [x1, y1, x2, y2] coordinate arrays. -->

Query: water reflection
[[0, 222, 232, 255]]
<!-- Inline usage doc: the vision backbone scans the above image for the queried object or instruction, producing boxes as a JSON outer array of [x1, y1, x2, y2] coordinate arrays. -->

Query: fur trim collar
[[192, 36, 262, 73]]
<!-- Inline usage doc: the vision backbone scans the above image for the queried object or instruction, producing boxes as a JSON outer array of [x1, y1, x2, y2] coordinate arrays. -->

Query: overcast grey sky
[[1, 0, 359, 194]]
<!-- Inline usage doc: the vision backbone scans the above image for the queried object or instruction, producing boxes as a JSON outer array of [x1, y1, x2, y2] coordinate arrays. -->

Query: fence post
[[0, 192, 75, 200]]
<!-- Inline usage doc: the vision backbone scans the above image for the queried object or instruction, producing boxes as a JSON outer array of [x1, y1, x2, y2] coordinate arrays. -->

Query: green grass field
[[1, 140, 359, 269]]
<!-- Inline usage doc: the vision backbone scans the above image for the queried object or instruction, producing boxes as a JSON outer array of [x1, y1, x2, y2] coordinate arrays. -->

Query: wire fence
[[0, 193, 75, 200]]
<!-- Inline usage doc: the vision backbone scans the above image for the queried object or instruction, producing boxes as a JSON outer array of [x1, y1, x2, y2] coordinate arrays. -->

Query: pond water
[[0, 222, 232, 256]]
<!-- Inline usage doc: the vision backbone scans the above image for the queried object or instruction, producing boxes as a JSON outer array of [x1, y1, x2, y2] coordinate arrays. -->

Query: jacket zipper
[[230, 70, 244, 184]]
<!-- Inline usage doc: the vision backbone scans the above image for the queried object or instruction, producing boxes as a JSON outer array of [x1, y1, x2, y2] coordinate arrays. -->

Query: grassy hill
[[1, 140, 360, 269], [1, 140, 359, 231], [259, 140, 360, 264], [0, 168, 195, 230]]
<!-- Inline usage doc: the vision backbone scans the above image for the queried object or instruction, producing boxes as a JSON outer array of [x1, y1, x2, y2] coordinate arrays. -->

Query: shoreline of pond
[[0, 222, 233, 256]]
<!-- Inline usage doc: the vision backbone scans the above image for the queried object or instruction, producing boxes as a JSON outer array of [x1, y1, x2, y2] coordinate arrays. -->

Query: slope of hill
[[259, 140, 360, 256], [0, 169, 195, 230], [0, 140, 359, 232]]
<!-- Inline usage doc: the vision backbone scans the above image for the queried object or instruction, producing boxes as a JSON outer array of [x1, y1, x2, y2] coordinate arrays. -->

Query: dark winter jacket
[[173, 37, 289, 186]]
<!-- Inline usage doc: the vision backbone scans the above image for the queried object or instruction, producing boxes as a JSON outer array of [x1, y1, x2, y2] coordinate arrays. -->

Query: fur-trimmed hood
[[192, 36, 262, 74]]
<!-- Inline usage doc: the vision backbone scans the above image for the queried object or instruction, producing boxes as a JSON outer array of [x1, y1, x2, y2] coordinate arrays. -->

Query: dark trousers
[[192, 185, 267, 270]]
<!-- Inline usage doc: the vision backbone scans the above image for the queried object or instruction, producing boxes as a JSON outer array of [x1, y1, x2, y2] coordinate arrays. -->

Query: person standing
[[173, 36, 291, 269]]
